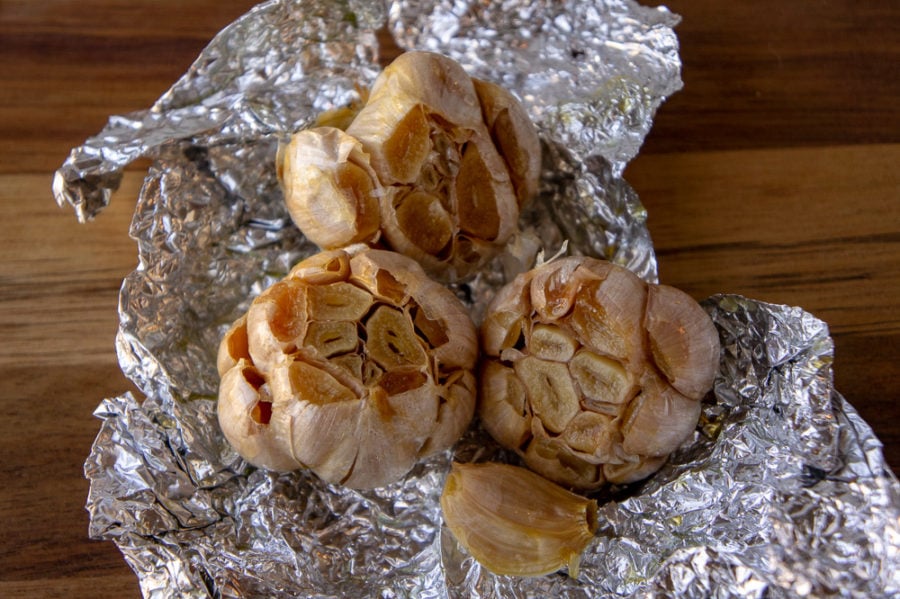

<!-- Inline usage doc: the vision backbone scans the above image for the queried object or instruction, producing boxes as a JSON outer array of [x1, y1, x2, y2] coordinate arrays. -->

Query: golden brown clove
[[440, 462, 598, 578]]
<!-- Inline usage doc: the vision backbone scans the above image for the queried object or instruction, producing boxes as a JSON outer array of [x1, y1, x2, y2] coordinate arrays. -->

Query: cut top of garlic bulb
[[478, 256, 720, 490], [217, 248, 478, 489], [279, 51, 541, 282]]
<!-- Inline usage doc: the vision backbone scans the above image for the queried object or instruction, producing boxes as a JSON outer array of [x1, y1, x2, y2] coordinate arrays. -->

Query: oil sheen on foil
[[54, 0, 900, 597]]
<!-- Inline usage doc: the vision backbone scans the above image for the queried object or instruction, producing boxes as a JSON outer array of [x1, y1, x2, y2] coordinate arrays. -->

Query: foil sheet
[[55, 0, 900, 597]]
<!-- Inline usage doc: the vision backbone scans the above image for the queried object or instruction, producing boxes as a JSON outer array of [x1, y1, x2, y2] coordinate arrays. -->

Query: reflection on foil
[[60, 0, 899, 597]]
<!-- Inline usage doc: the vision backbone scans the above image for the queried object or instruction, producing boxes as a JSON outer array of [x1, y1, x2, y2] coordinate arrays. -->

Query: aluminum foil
[[56, 0, 900, 597]]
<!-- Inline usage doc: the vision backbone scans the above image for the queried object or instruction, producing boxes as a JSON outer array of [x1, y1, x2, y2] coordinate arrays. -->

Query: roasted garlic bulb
[[479, 256, 720, 490], [217, 248, 478, 489], [441, 462, 598, 578], [279, 51, 541, 282]]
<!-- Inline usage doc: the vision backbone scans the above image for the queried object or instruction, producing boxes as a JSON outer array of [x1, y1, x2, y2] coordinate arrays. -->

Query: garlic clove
[[217, 360, 299, 472], [529, 323, 578, 362], [478, 361, 531, 450], [303, 320, 359, 359], [514, 356, 579, 434], [217, 315, 249, 377], [274, 390, 362, 484], [306, 281, 374, 322], [561, 411, 620, 464], [419, 370, 477, 457], [364, 305, 429, 370], [279, 127, 382, 249], [565, 267, 646, 366], [568, 348, 635, 410], [523, 420, 605, 490], [645, 284, 720, 400], [287, 248, 351, 285], [603, 455, 667, 485], [472, 79, 541, 208], [440, 462, 598, 578], [621, 371, 701, 457], [246, 280, 309, 373], [529, 256, 589, 321], [347, 381, 439, 489]]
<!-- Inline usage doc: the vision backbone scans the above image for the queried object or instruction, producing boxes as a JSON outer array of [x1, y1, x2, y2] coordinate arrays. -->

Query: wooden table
[[2, 1, 897, 596]]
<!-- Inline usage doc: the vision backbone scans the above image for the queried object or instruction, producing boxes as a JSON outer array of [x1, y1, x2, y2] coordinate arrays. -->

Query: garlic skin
[[217, 248, 478, 489], [440, 462, 598, 578], [478, 256, 720, 490], [278, 51, 541, 282]]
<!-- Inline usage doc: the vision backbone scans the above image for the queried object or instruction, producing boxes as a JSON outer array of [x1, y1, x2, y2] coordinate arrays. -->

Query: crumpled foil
[[56, 0, 900, 597]]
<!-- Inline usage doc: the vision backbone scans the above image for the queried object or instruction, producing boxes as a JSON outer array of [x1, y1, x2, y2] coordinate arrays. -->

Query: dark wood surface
[[1, 1, 897, 596]]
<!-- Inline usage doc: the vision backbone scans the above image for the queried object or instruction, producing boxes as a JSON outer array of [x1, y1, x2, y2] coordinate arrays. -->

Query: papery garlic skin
[[440, 462, 598, 578], [278, 51, 541, 282], [478, 256, 720, 490], [217, 248, 478, 489]]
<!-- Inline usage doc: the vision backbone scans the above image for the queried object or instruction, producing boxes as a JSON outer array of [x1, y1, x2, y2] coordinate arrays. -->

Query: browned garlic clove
[[217, 360, 298, 472], [478, 255, 720, 490], [279, 127, 382, 249], [645, 284, 720, 400], [440, 462, 598, 578], [217, 247, 478, 489], [472, 78, 542, 208]]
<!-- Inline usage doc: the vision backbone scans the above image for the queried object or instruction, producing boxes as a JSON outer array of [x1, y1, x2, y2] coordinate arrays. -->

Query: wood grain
[[1, 1, 898, 597]]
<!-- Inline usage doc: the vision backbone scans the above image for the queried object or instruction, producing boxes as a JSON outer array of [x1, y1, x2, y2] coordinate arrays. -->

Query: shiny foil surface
[[56, 0, 899, 597]]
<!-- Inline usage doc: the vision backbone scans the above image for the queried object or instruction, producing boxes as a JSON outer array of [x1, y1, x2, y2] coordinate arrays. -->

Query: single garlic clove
[[603, 455, 668, 485], [347, 379, 439, 489], [287, 248, 351, 285], [561, 411, 620, 464], [440, 462, 598, 578], [267, 355, 365, 484], [279, 127, 382, 249], [472, 78, 541, 208], [515, 356, 579, 434], [306, 281, 374, 323], [529, 323, 578, 362], [302, 320, 359, 359], [529, 256, 590, 321], [393, 190, 454, 256], [645, 284, 720, 400], [621, 372, 702, 457], [481, 310, 526, 357], [565, 266, 646, 366], [217, 315, 249, 377], [523, 419, 604, 490], [419, 370, 477, 457], [365, 305, 429, 370], [478, 361, 531, 450], [568, 348, 635, 410], [217, 360, 299, 472], [246, 280, 309, 373]]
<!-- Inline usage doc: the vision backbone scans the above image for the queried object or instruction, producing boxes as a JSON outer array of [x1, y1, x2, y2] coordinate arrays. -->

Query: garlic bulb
[[278, 51, 541, 282], [440, 462, 598, 578], [479, 256, 720, 489], [217, 248, 478, 489]]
